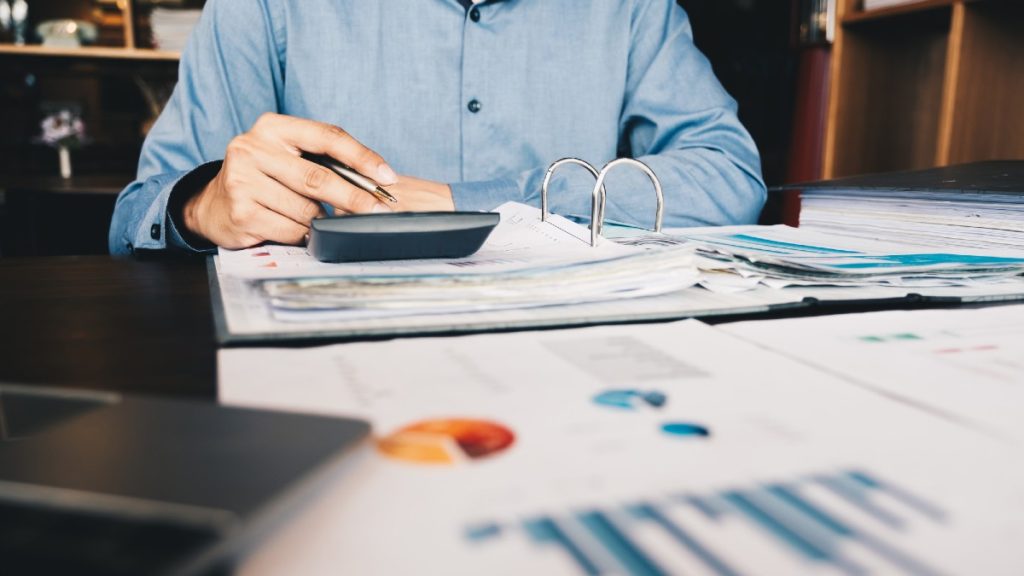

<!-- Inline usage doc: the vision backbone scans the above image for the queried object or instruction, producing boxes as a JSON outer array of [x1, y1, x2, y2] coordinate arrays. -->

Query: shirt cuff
[[449, 177, 522, 212], [165, 160, 223, 253]]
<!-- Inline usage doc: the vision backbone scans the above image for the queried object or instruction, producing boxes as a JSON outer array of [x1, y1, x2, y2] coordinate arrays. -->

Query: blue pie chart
[[593, 389, 667, 410]]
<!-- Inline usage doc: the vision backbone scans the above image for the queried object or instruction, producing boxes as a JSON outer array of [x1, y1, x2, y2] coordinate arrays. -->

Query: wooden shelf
[[0, 45, 180, 61], [946, 1, 1024, 164], [844, 0, 956, 24], [824, 0, 1024, 178]]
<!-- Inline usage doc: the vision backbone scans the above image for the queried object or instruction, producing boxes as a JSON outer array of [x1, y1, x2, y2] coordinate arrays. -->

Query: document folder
[[209, 161, 1024, 345]]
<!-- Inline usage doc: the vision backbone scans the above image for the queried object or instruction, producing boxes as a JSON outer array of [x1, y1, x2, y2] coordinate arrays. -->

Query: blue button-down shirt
[[109, 0, 765, 254]]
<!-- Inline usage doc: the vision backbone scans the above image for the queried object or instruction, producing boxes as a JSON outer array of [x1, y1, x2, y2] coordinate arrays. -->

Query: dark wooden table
[[1, 254, 1009, 403], [0, 255, 215, 398]]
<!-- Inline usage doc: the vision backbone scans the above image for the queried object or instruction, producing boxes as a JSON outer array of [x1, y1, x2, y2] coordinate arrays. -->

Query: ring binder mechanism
[[541, 157, 664, 246]]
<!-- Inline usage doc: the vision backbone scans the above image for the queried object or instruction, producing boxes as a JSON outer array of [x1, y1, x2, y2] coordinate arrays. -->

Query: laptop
[[0, 383, 370, 576]]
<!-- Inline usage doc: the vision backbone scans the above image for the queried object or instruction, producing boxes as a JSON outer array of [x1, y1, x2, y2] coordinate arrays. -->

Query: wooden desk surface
[[0, 254, 1002, 403], [0, 255, 215, 398]]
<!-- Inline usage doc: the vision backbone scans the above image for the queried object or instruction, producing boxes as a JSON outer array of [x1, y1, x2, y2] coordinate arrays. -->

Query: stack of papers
[[800, 189, 1024, 252], [215, 203, 700, 335], [669, 224, 1024, 290], [150, 8, 202, 51], [212, 204, 1024, 343], [262, 247, 697, 322]]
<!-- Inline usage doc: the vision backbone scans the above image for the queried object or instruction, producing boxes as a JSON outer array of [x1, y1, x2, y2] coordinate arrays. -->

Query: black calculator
[[307, 211, 500, 262]]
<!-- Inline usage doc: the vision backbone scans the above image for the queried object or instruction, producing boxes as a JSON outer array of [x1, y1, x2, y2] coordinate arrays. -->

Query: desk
[[0, 255, 987, 400], [0, 255, 215, 398], [2, 255, 1020, 574]]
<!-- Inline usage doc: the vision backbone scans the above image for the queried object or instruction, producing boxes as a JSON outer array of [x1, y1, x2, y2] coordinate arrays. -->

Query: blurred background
[[0, 0, 1020, 256]]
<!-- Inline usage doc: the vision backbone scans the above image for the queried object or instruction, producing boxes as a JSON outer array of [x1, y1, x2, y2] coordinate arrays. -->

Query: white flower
[[39, 110, 87, 147]]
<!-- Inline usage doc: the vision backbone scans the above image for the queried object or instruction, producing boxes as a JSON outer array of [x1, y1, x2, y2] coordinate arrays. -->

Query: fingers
[[247, 207, 310, 246], [208, 162, 314, 247], [252, 113, 398, 186], [249, 140, 390, 214], [195, 113, 401, 250], [250, 172, 328, 225]]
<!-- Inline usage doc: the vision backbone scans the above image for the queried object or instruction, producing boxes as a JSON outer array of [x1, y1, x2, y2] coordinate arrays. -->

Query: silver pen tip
[[376, 186, 399, 203]]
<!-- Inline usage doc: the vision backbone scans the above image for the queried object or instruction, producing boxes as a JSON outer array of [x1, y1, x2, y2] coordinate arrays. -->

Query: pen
[[302, 153, 398, 204]]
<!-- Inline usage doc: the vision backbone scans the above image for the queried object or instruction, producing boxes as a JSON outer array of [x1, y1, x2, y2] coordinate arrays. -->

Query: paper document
[[801, 190, 1024, 253], [261, 247, 699, 321], [218, 202, 633, 280], [220, 320, 1024, 575], [213, 269, 801, 340], [723, 304, 1024, 444], [211, 203, 1024, 344], [666, 224, 1024, 291], [212, 203, 709, 341]]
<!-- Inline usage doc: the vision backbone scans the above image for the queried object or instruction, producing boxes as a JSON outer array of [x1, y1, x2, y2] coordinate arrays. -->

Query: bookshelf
[[0, 0, 198, 61], [0, 0, 196, 180], [823, 0, 1024, 178]]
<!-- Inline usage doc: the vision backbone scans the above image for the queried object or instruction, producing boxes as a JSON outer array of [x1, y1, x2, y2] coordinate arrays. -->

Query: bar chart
[[463, 469, 947, 576]]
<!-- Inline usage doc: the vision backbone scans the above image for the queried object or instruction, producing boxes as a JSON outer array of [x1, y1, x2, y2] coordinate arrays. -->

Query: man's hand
[[183, 113, 400, 249], [335, 175, 455, 215]]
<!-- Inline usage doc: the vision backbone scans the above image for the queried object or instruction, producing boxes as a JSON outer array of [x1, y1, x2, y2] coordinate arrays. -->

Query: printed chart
[[377, 419, 515, 465], [464, 469, 945, 576]]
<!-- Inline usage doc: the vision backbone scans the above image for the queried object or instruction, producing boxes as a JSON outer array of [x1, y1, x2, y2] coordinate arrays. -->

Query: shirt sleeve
[[452, 0, 766, 230], [108, 0, 286, 255]]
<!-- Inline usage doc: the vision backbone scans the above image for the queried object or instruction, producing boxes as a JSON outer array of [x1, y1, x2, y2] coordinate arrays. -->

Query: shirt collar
[[457, 0, 489, 10]]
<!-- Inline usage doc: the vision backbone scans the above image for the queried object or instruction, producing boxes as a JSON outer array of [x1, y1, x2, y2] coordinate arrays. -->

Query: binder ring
[[540, 157, 606, 247], [592, 158, 664, 237]]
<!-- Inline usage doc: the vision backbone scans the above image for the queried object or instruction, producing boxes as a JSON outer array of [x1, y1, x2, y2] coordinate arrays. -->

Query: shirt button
[[467, 99, 482, 113], [150, 223, 161, 240], [469, 7, 481, 22]]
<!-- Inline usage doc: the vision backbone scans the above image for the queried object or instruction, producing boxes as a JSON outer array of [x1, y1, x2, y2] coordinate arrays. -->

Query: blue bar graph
[[628, 502, 744, 576], [680, 494, 726, 520], [720, 490, 865, 574], [766, 484, 943, 576], [523, 516, 602, 576], [576, 510, 667, 576], [816, 474, 906, 529], [463, 469, 947, 576], [846, 470, 947, 523]]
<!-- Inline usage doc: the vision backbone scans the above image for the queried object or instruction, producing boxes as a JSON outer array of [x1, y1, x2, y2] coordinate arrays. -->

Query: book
[[786, 161, 1024, 253]]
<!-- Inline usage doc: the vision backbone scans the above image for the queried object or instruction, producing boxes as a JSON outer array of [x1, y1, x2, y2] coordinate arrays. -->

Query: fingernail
[[372, 203, 392, 213], [376, 163, 398, 185]]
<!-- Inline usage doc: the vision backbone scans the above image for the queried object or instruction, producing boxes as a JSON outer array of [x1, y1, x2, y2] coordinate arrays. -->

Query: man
[[109, 0, 765, 254]]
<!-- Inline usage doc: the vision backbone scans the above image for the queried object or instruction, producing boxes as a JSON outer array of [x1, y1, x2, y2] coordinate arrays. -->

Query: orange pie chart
[[377, 419, 515, 465]]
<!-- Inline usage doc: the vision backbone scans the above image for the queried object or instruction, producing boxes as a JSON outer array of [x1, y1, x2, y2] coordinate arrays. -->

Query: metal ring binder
[[592, 157, 664, 238], [540, 157, 664, 246], [540, 157, 606, 247]]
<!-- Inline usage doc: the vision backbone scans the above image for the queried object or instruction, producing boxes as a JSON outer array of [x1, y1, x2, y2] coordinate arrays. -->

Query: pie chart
[[593, 389, 667, 410], [377, 419, 516, 465]]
